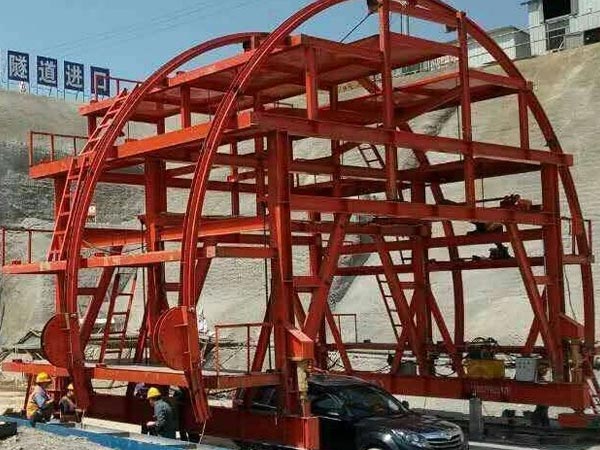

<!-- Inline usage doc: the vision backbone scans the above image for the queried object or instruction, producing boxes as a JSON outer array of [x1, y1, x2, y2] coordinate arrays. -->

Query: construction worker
[[59, 384, 81, 423], [26, 372, 54, 426], [146, 387, 177, 439]]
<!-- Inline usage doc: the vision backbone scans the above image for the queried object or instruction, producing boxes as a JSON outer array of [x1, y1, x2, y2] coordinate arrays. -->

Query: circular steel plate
[[41, 314, 72, 368], [155, 306, 200, 371]]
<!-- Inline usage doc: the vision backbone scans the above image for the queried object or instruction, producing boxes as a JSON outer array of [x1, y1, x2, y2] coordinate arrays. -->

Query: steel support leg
[[267, 131, 299, 414]]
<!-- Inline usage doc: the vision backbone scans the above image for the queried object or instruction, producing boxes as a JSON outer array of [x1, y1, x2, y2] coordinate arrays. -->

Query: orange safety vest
[[26, 385, 50, 419]]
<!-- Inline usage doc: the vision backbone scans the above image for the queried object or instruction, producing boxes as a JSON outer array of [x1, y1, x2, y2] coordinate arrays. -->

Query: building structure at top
[[526, 0, 600, 54]]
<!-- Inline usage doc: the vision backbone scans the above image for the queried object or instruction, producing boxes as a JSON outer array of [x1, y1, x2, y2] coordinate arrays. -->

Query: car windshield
[[335, 385, 408, 419]]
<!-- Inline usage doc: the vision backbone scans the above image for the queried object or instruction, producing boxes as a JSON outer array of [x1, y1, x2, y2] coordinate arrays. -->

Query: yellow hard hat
[[67, 384, 74, 390], [36, 372, 52, 384], [147, 387, 161, 399]]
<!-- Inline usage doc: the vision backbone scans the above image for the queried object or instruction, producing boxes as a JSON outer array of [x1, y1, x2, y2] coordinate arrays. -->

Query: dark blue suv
[[249, 374, 468, 450]]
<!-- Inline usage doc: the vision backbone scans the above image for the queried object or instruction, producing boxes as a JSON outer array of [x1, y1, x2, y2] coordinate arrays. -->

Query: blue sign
[[64, 61, 84, 92], [7, 50, 29, 82], [90, 66, 110, 96], [37, 56, 58, 87]]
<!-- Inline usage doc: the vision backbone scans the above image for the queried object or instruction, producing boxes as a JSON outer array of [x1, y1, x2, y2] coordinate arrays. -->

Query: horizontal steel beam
[[253, 112, 572, 167], [341, 229, 544, 255], [349, 371, 590, 409], [290, 195, 553, 226], [3, 246, 275, 274], [2, 360, 279, 390], [336, 257, 546, 276]]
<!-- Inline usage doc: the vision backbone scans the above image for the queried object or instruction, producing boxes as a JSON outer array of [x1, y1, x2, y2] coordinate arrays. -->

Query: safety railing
[[28, 130, 88, 166], [0, 227, 53, 266], [92, 73, 142, 101], [332, 313, 358, 344], [214, 322, 272, 377]]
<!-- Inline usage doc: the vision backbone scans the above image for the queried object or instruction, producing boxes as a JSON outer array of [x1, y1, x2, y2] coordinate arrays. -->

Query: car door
[[311, 393, 356, 450]]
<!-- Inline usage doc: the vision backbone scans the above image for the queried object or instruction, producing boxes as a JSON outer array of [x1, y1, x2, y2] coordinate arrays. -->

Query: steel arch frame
[[4, 0, 594, 443], [49, 32, 269, 414], [177, 0, 594, 419]]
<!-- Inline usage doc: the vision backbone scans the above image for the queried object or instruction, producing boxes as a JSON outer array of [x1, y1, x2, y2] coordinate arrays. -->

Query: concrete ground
[[1, 427, 112, 450]]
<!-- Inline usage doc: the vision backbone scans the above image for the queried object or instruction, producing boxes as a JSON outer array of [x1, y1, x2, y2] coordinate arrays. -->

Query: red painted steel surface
[[1, 0, 598, 447]]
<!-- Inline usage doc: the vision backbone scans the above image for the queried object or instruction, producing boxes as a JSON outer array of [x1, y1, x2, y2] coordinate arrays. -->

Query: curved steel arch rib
[[54, 32, 268, 415]]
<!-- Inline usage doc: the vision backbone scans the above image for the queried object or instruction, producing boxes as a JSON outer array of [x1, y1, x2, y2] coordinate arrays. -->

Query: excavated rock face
[[0, 91, 144, 346]]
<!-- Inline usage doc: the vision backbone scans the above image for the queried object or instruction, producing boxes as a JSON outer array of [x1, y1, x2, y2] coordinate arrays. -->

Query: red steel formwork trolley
[[2, 0, 598, 447]]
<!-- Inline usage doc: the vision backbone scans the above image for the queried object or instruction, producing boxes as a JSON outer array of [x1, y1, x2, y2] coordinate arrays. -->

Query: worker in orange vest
[[26, 372, 54, 426]]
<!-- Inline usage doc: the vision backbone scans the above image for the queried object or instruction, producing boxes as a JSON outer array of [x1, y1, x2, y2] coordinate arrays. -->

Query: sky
[[0, 0, 529, 82]]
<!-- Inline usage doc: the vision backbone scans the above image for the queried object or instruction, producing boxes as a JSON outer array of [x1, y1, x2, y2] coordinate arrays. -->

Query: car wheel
[[0, 421, 17, 440]]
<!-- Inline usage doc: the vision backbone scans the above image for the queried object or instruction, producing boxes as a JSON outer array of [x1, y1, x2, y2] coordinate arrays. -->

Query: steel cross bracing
[[1, 0, 597, 448]]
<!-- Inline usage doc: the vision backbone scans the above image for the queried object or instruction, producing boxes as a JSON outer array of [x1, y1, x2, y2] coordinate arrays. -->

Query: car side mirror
[[401, 401, 410, 410]]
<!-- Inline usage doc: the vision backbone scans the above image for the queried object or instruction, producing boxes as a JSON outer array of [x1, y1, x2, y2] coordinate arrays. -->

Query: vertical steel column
[[305, 46, 319, 120], [230, 143, 240, 216], [379, 0, 399, 201], [144, 157, 169, 362], [411, 180, 432, 374], [457, 12, 475, 206], [325, 84, 338, 367], [541, 164, 566, 380], [181, 85, 192, 128], [308, 211, 327, 368], [518, 88, 530, 149], [267, 131, 297, 414], [330, 86, 342, 197], [255, 137, 267, 215], [254, 97, 267, 217], [87, 116, 97, 136]]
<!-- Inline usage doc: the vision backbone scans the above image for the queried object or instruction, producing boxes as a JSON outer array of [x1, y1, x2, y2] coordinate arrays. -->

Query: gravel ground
[[0, 426, 111, 450]]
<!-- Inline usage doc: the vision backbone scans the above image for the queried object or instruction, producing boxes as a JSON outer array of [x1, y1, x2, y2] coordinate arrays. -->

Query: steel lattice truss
[[1, 0, 597, 447]]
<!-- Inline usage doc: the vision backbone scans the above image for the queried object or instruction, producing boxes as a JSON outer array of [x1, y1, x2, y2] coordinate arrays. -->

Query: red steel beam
[[290, 195, 553, 226], [1, 360, 279, 390], [336, 257, 548, 276], [351, 371, 591, 409], [253, 112, 573, 167], [457, 12, 475, 206], [341, 228, 543, 255]]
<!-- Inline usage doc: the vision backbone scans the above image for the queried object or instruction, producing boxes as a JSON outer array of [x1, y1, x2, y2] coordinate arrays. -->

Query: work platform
[[1, 1, 598, 448], [3, 360, 279, 390]]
